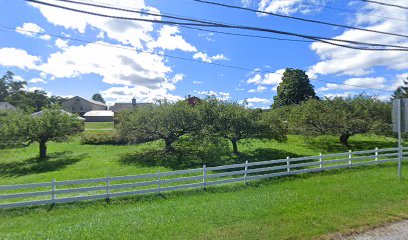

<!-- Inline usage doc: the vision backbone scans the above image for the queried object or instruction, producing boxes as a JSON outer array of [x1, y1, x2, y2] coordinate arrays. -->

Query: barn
[[61, 96, 107, 116]]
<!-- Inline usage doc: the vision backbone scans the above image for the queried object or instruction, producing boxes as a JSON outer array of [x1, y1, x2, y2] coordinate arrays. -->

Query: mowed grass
[[0, 134, 397, 185], [84, 121, 114, 130], [0, 164, 407, 239]]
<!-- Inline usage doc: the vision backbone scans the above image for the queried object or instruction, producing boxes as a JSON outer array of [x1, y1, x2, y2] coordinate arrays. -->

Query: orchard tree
[[117, 101, 200, 152], [288, 95, 391, 146], [198, 98, 287, 154], [92, 93, 106, 104], [272, 68, 318, 108], [0, 107, 83, 159]]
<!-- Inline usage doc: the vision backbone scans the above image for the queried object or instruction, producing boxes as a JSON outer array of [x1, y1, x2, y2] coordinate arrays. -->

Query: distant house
[[83, 110, 114, 122], [110, 97, 152, 113], [0, 102, 17, 111], [186, 95, 201, 107], [61, 96, 107, 116]]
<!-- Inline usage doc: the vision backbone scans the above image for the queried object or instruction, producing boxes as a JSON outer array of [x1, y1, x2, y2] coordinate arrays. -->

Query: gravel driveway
[[340, 220, 408, 240]]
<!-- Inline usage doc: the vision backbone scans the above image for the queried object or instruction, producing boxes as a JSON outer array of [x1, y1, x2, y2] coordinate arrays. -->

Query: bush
[[80, 131, 125, 145]]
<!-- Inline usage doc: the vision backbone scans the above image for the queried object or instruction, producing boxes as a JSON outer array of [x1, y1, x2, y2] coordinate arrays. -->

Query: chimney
[[132, 97, 136, 107]]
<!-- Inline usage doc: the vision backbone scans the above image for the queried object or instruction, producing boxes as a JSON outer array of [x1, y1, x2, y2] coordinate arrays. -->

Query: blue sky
[[0, 0, 407, 108]]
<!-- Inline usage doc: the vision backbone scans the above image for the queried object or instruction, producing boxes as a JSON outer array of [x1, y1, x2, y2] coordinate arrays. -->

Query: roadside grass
[[0, 134, 397, 186], [84, 122, 114, 130], [0, 164, 407, 239]]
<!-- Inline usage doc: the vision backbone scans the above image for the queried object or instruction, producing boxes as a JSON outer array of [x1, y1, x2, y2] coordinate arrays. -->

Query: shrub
[[80, 131, 125, 145]]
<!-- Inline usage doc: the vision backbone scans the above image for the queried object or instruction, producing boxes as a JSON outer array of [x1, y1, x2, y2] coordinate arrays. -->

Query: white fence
[[0, 147, 406, 209]]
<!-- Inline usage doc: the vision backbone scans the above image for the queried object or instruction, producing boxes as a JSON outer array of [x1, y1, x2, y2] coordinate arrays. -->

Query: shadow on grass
[[120, 147, 303, 170], [302, 136, 397, 153], [0, 151, 86, 177]]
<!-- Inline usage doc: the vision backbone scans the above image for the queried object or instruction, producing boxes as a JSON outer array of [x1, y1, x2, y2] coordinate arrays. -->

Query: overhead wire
[[192, 0, 408, 40], [360, 0, 408, 10], [25, 0, 408, 51], [1, 25, 395, 93]]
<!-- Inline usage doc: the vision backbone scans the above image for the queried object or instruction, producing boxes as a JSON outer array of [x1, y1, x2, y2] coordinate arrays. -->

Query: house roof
[[64, 96, 107, 107], [31, 109, 86, 120], [83, 110, 114, 117], [0, 102, 16, 110], [110, 102, 152, 112]]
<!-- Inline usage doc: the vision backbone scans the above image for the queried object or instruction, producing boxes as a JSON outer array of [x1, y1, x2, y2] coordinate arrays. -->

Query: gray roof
[[83, 110, 114, 117], [110, 102, 152, 112], [63, 96, 107, 107], [0, 102, 17, 110], [32, 109, 86, 120]]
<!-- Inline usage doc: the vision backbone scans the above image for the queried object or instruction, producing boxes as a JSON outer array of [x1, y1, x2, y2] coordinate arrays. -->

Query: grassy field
[[84, 122, 114, 130], [0, 133, 406, 239], [0, 164, 407, 239]]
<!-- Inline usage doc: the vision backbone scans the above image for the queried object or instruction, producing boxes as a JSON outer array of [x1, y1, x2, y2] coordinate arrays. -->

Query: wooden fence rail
[[0, 147, 406, 209]]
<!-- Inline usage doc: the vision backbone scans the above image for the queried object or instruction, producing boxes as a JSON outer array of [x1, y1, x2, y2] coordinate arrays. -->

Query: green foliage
[[392, 77, 408, 100], [0, 107, 83, 158], [272, 68, 318, 108], [80, 131, 125, 145], [117, 101, 200, 152], [91, 93, 106, 104], [0, 71, 26, 102], [287, 95, 392, 146], [197, 98, 287, 154]]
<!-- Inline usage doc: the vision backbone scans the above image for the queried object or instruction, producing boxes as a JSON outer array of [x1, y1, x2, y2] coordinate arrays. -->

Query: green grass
[[0, 134, 405, 239], [84, 122, 114, 130], [0, 164, 407, 239]]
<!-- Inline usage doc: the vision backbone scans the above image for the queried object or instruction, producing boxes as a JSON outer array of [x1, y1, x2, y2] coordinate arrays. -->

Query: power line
[[49, 0, 408, 48], [361, 0, 408, 10], [192, 0, 408, 40], [25, 0, 408, 51], [0, 25, 394, 93], [300, 1, 408, 23]]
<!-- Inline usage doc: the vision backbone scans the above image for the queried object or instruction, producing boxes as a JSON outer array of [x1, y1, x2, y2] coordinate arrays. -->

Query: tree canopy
[[0, 107, 83, 159], [287, 95, 392, 146], [92, 93, 106, 104], [272, 68, 318, 108], [392, 77, 408, 100]]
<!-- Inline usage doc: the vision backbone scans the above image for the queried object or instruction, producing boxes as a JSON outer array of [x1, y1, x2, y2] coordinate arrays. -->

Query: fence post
[[375, 147, 378, 163], [348, 150, 352, 167], [157, 170, 161, 195], [51, 178, 56, 203], [203, 165, 207, 190], [287, 156, 290, 172], [319, 153, 323, 169], [106, 176, 110, 201], [244, 160, 248, 185]]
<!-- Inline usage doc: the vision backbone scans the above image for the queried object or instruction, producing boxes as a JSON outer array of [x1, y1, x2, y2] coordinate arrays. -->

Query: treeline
[[1, 71, 68, 112]]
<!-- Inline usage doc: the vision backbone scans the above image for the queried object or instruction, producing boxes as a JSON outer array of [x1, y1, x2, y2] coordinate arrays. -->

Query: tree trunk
[[39, 140, 47, 159], [340, 134, 350, 147], [164, 139, 175, 153], [231, 139, 239, 155]]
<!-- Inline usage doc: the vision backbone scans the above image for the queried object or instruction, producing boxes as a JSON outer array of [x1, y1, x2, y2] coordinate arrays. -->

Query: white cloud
[[15, 22, 44, 36], [29, 78, 47, 83], [38, 42, 173, 89], [193, 52, 229, 63], [39, 34, 51, 41], [324, 92, 355, 99], [246, 97, 270, 103], [248, 85, 267, 93], [257, 0, 328, 15], [308, 0, 408, 78], [147, 26, 197, 52], [55, 38, 69, 49], [318, 77, 389, 92], [246, 69, 285, 88], [0, 48, 41, 69], [193, 81, 202, 85], [29, 0, 159, 49], [197, 90, 230, 100]]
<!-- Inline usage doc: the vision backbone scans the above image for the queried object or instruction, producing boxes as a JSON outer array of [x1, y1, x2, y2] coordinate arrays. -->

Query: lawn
[[0, 134, 406, 239], [0, 164, 407, 239], [84, 122, 114, 130]]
